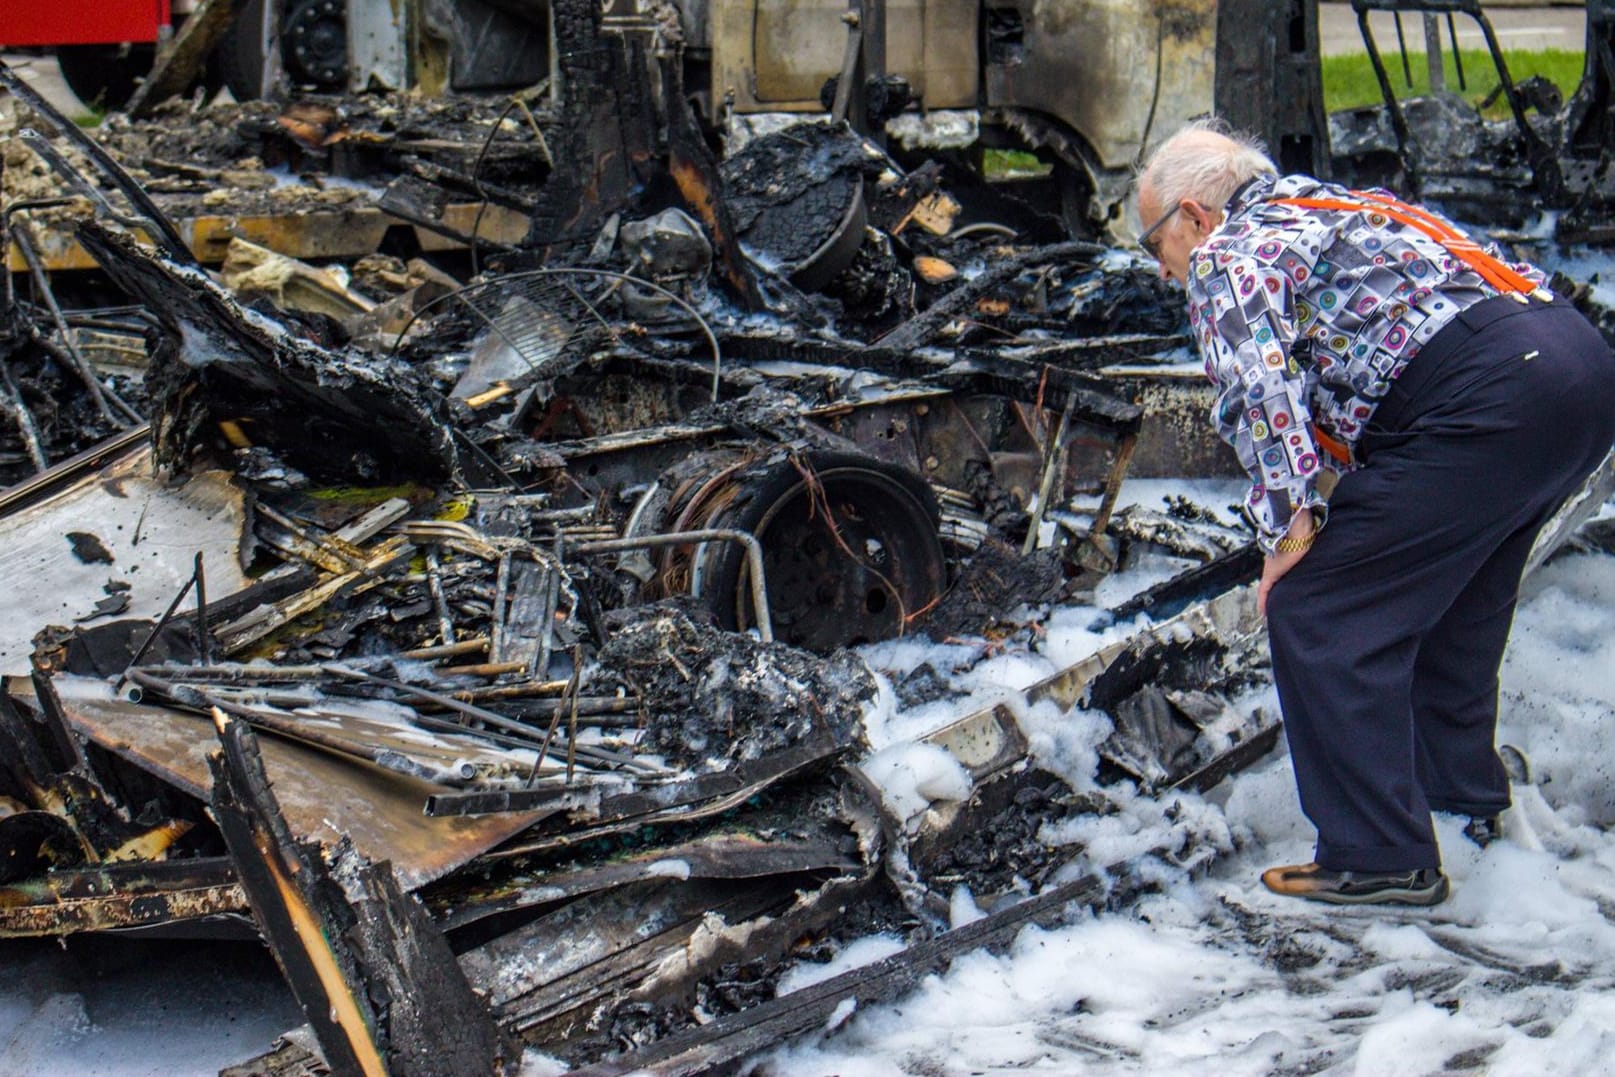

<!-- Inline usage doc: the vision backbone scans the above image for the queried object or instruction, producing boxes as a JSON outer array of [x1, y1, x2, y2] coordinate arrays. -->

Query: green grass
[[1321, 47, 1586, 116], [983, 148, 1052, 179]]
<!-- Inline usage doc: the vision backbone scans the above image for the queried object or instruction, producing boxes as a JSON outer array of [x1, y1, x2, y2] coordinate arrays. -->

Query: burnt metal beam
[[0, 857, 245, 938], [208, 710, 518, 1077], [1215, 0, 1329, 177]]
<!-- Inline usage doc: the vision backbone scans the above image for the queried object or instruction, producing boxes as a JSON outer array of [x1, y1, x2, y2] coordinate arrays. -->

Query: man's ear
[[1185, 199, 1217, 237]]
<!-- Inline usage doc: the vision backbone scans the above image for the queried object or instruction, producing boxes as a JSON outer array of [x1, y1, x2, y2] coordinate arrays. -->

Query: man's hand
[[1258, 508, 1315, 617]]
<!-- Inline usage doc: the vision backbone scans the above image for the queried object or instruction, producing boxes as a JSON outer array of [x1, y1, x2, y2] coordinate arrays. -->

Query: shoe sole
[[1287, 876, 1451, 907]]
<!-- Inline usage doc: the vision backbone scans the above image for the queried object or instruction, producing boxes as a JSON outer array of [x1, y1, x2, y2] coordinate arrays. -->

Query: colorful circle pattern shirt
[[1184, 174, 1547, 551]]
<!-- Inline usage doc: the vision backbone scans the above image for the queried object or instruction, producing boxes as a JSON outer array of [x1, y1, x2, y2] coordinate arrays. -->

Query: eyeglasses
[[1137, 203, 1182, 259]]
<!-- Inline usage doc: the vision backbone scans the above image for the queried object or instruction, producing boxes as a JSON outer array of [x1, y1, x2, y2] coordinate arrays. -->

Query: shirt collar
[[1226, 173, 1277, 216]]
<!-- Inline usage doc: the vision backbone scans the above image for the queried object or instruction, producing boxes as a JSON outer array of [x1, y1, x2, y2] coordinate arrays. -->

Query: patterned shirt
[[1186, 173, 1548, 551]]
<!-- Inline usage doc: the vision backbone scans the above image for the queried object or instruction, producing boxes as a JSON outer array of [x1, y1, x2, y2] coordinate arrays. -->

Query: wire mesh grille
[[391, 268, 722, 399]]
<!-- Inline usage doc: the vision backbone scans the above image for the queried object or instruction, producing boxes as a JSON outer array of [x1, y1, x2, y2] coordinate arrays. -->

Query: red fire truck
[[0, 0, 341, 109]]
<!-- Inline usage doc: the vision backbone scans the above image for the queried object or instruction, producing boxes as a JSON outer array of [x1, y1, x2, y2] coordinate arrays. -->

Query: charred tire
[[649, 450, 946, 652], [55, 44, 156, 111]]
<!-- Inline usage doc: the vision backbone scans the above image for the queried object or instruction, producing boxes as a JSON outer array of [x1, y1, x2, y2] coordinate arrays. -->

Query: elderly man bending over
[[1135, 120, 1615, 906]]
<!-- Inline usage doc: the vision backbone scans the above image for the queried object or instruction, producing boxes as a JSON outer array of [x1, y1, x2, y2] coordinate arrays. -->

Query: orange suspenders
[[1310, 426, 1353, 467], [1272, 190, 1552, 301], [1268, 189, 1551, 467]]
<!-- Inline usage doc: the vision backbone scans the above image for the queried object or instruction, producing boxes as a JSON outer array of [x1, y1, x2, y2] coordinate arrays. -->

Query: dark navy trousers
[[1267, 296, 1615, 873]]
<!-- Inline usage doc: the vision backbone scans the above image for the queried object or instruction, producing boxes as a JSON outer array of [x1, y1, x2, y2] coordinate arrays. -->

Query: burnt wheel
[[283, 0, 348, 90], [706, 453, 946, 651]]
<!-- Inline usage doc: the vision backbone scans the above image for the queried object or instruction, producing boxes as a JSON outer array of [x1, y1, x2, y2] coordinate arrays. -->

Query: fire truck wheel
[[216, 0, 268, 101], [55, 44, 156, 112]]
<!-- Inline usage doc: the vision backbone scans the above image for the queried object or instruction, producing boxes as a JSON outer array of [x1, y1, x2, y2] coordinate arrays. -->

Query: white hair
[[1137, 119, 1278, 214]]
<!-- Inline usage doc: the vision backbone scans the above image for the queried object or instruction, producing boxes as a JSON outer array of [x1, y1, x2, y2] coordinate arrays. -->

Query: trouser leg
[[1267, 305, 1615, 873], [1266, 499, 1445, 872], [1410, 522, 1539, 818]]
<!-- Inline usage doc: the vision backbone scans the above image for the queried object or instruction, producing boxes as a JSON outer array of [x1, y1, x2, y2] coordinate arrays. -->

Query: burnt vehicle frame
[[1323, 0, 1615, 240], [4, 0, 1615, 1072]]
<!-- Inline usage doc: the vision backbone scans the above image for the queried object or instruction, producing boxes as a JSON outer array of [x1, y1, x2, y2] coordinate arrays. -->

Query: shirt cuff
[[1256, 497, 1329, 554]]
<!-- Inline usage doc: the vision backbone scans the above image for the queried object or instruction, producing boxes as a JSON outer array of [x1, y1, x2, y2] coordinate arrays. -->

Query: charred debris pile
[[3, 11, 1608, 1071]]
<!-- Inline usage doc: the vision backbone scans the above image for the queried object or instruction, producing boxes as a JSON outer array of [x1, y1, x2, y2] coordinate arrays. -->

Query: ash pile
[[2, 3, 1612, 1072]]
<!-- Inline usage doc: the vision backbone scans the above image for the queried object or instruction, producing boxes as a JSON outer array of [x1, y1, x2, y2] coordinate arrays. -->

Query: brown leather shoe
[[1261, 862, 1450, 906]]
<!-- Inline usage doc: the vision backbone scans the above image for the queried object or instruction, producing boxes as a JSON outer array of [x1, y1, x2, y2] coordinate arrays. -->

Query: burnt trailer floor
[[0, 79, 1299, 1069]]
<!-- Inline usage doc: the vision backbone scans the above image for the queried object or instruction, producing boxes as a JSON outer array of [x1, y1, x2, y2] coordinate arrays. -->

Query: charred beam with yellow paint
[[207, 708, 518, 1077]]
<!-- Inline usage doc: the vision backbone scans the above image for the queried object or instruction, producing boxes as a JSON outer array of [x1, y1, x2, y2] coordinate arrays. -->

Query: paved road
[[1321, 2, 1587, 57], [0, 52, 84, 117]]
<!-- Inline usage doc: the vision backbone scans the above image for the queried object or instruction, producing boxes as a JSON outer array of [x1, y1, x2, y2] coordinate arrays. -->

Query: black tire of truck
[[54, 43, 157, 112], [217, 0, 349, 100], [215, 0, 268, 101]]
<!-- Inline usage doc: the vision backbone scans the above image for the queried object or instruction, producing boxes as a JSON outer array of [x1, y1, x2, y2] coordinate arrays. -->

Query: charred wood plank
[[400, 157, 540, 214], [208, 710, 518, 1077], [522, 0, 655, 257], [522, 874, 872, 1060], [126, 0, 239, 116], [255, 506, 371, 575], [200, 565, 321, 629], [428, 829, 857, 928], [659, 54, 763, 311], [490, 557, 549, 672], [204, 497, 407, 631], [460, 880, 785, 1021], [208, 712, 391, 1077], [932, 358, 1143, 432], [1168, 719, 1282, 795], [958, 332, 1192, 371], [568, 870, 1117, 1076], [477, 733, 846, 857], [377, 174, 518, 253], [233, 880, 833, 1075], [213, 536, 415, 654], [1108, 543, 1264, 623]]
